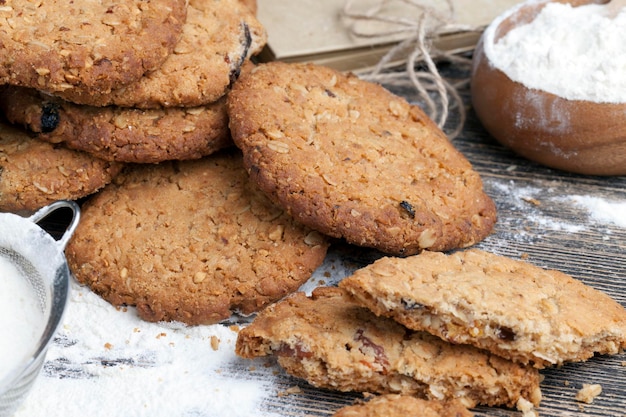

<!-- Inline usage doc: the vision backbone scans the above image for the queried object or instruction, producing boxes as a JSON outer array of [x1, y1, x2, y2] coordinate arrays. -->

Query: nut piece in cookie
[[66, 150, 330, 325], [227, 62, 496, 256], [0, 121, 123, 212], [0, 86, 232, 164], [339, 249, 626, 368], [331, 394, 473, 417], [236, 287, 541, 409], [0, 0, 187, 95]]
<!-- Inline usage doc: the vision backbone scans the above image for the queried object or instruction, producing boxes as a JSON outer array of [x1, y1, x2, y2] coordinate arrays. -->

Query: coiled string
[[342, 0, 481, 139]]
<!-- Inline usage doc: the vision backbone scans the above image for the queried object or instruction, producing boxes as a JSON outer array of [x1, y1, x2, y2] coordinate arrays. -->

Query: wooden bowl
[[470, 0, 626, 176]]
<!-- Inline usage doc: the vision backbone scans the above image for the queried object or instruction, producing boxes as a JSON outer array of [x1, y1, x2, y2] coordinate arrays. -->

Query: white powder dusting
[[486, 179, 585, 233], [0, 256, 44, 383], [484, 2, 626, 103], [13, 280, 283, 417], [487, 178, 626, 232], [567, 195, 626, 228]]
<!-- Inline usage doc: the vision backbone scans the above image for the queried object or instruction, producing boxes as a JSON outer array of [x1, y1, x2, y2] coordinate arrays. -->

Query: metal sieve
[[0, 200, 80, 417]]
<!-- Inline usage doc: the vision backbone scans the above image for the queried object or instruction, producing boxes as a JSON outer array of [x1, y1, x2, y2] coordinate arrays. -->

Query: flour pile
[[484, 2, 626, 103]]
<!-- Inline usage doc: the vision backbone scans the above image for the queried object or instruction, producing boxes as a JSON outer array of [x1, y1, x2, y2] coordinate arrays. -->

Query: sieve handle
[[29, 200, 81, 250]]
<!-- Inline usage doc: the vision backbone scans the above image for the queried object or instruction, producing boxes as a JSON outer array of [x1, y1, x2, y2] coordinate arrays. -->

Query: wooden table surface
[[23, 62, 626, 417]]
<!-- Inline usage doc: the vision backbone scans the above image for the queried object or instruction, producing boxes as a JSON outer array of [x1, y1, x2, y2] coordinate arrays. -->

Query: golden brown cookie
[[0, 121, 122, 212], [54, 0, 267, 108], [66, 150, 330, 325], [0, 86, 232, 163], [332, 394, 473, 417], [339, 249, 626, 368], [236, 287, 542, 409], [227, 62, 497, 256], [0, 0, 187, 96]]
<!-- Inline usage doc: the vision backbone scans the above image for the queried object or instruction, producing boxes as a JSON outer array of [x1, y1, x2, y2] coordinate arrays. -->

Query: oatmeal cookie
[[0, 0, 187, 96], [66, 150, 329, 325], [55, 0, 266, 108], [227, 62, 496, 256], [0, 121, 122, 212], [332, 394, 473, 417], [0, 86, 231, 163], [339, 249, 626, 368], [236, 287, 541, 409]]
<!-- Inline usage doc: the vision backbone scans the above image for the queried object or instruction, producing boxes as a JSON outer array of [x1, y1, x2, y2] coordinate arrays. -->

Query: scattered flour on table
[[486, 178, 626, 232], [13, 280, 282, 417], [486, 179, 584, 233], [566, 195, 626, 228], [484, 2, 626, 103]]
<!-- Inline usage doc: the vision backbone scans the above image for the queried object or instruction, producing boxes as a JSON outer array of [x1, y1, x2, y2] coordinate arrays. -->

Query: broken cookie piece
[[236, 287, 541, 409], [339, 249, 626, 368], [331, 394, 473, 417]]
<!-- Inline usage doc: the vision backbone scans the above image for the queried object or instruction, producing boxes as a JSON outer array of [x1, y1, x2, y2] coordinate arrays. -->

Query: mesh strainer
[[0, 200, 80, 417]]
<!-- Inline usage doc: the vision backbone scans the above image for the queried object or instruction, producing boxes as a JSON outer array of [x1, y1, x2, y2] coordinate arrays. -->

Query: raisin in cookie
[[227, 62, 496, 256], [0, 86, 231, 163], [0, 0, 187, 95], [339, 249, 626, 368], [66, 150, 329, 325], [0, 121, 122, 212], [332, 394, 473, 417], [236, 287, 541, 409], [54, 0, 266, 108]]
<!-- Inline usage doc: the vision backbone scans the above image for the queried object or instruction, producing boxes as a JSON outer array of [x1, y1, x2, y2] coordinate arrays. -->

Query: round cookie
[[0, 121, 123, 212], [227, 62, 497, 256], [66, 150, 330, 325], [54, 0, 267, 108], [0, 86, 232, 163], [0, 0, 187, 96]]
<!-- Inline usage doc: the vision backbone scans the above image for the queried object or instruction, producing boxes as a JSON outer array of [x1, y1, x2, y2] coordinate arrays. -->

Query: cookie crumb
[[517, 397, 538, 417], [521, 196, 541, 206], [210, 335, 220, 351], [576, 383, 602, 404], [277, 385, 302, 397]]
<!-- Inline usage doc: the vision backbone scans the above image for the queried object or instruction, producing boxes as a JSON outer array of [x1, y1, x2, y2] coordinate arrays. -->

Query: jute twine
[[342, 0, 482, 139]]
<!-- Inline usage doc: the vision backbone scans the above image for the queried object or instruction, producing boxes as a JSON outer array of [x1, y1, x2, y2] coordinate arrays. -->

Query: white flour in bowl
[[0, 255, 44, 383], [483, 2, 626, 103]]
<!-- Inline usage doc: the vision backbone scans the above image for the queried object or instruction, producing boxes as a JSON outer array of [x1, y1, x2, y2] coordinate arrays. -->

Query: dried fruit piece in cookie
[[0, 0, 187, 95], [0, 86, 231, 163], [331, 394, 473, 417], [66, 150, 329, 325], [227, 62, 496, 256], [236, 287, 541, 409], [54, 0, 266, 108], [339, 249, 626, 368], [0, 121, 123, 212]]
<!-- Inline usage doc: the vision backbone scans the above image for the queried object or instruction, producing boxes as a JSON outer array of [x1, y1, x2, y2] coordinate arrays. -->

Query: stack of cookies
[[0, 0, 266, 165], [0, 1, 500, 328], [236, 249, 626, 415], [0, 0, 329, 325]]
